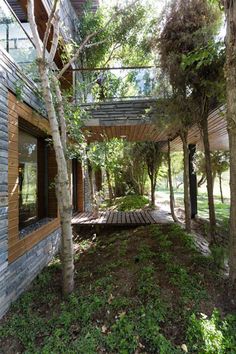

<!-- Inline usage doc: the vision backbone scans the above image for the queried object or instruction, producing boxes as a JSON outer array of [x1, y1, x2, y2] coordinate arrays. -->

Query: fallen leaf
[[101, 325, 107, 333], [181, 344, 188, 352]]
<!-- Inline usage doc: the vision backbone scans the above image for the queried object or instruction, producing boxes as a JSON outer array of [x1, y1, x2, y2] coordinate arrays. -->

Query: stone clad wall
[[0, 51, 61, 319], [0, 229, 61, 318]]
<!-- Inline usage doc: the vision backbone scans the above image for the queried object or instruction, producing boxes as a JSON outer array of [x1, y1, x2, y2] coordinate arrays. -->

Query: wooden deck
[[71, 211, 158, 226]]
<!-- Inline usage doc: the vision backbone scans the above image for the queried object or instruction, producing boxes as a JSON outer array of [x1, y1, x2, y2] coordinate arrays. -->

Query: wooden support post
[[189, 144, 198, 219]]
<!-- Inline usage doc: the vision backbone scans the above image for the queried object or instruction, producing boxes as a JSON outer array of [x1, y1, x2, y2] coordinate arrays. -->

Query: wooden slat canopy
[[81, 99, 229, 151], [169, 106, 228, 151]]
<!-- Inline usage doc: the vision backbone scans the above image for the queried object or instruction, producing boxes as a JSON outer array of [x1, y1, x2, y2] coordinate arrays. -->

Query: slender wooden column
[[189, 144, 198, 218]]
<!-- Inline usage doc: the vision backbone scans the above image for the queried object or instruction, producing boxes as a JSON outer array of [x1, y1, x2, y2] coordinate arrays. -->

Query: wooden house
[[0, 0, 98, 318]]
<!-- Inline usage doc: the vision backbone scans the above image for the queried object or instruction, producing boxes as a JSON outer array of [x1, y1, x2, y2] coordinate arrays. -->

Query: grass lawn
[[0, 224, 235, 353], [157, 189, 230, 232]]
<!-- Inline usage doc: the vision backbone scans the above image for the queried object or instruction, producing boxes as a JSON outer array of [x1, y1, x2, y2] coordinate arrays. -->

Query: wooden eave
[[81, 100, 229, 151]]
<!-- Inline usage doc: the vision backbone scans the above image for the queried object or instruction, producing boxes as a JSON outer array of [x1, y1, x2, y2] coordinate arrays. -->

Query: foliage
[[154, 0, 224, 136], [187, 310, 236, 354], [194, 151, 230, 186], [73, 1, 153, 101], [132, 142, 163, 205], [210, 244, 227, 269], [124, 142, 149, 196], [116, 195, 149, 211]]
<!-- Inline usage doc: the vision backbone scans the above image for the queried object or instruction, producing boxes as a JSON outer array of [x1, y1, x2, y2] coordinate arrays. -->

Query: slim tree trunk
[[151, 178, 155, 206], [225, 0, 236, 290], [180, 130, 191, 232], [106, 169, 113, 204], [38, 61, 74, 295], [218, 173, 224, 204], [149, 173, 156, 207], [167, 140, 179, 222], [200, 116, 216, 243]]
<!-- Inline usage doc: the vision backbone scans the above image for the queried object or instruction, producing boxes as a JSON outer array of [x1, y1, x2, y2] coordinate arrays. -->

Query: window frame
[[18, 120, 48, 231]]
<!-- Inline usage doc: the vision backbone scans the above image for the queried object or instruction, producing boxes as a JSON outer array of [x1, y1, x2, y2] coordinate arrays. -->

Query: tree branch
[[57, 0, 139, 80], [52, 75, 67, 151], [43, 0, 60, 60], [27, 0, 43, 56], [48, 9, 60, 63]]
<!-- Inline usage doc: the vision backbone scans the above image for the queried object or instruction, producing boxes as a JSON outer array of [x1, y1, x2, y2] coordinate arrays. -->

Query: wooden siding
[[95, 168, 102, 191], [77, 161, 84, 212], [47, 147, 58, 218], [8, 93, 60, 263]]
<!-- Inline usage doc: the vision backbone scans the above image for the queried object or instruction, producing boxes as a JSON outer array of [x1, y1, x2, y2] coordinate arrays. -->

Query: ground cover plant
[[0, 223, 235, 353], [100, 194, 149, 211]]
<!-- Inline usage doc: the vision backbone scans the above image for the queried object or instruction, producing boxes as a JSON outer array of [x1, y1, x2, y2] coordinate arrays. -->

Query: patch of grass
[[159, 189, 230, 233]]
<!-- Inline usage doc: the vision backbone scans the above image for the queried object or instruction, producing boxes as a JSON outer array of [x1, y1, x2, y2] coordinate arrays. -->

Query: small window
[[19, 130, 38, 229]]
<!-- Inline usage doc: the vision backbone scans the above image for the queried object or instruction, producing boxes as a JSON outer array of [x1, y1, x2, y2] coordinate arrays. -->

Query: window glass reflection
[[0, 0, 37, 78], [19, 130, 38, 229]]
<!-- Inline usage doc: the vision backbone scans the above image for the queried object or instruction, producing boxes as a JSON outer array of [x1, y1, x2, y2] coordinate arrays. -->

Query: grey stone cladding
[[0, 228, 61, 319], [0, 49, 61, 319]]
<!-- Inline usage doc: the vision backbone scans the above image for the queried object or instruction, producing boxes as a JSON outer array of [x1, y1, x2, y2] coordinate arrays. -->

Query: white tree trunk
[[38, 60, 74, 294]]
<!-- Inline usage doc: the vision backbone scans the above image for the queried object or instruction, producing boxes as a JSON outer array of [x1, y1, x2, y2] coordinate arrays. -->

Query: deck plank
[[140, 211, 150, 224], [72, 210, 158, 226], [144, 211, 156, 224], [122, 212, 127, 224], [133, 212, 141, 224], [112, 212, 119, 224]]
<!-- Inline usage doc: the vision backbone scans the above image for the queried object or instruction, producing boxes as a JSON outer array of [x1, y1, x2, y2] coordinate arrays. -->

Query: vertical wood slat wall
[[8, 93, 60, 263], [77, 161, 84, 212]]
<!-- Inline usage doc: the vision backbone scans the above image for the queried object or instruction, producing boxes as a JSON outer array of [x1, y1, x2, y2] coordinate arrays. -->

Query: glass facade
[[19, 130, 38, 229], [0, 0, 38, 79]]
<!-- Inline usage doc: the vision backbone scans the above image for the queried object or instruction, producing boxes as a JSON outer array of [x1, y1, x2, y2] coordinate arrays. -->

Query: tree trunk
[[225, 0, 236, 290], [167, 140, 179, 222], [149, 174, 156, 207], [38, 61, 74, 295], [106, 169, 113, 204], [151, 180, 155, 206], [180, 131, 191, 232], [218, 173, 224, 204], [200, 117, 216, 243]]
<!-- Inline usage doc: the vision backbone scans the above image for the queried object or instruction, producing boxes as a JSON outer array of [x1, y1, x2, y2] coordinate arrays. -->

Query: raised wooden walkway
[[71, 211, 158, 226]]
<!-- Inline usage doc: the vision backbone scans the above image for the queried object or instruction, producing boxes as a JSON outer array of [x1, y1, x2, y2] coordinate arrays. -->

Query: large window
[[0, 0, 37, 79], [19, 130, 38, 229]]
